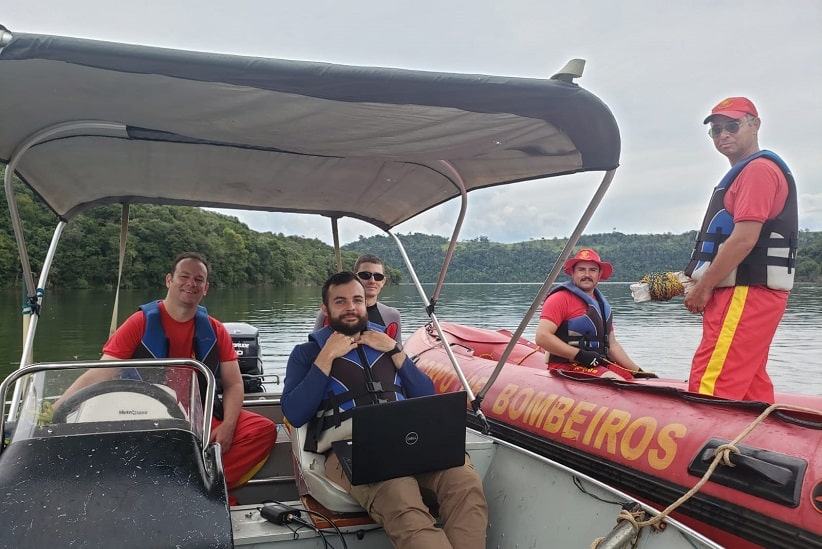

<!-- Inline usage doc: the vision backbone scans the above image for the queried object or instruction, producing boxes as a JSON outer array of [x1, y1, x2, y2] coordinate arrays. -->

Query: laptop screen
[[332, 391, 468, 485]]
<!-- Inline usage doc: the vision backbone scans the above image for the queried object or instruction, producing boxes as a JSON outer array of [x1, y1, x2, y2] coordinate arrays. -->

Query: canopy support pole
[[331, 217, 342, 271]]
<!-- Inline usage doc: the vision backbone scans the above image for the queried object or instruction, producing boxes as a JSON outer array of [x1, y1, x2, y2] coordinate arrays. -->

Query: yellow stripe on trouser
[[233, 455, 271, 489], [700, 286, 749, 396]]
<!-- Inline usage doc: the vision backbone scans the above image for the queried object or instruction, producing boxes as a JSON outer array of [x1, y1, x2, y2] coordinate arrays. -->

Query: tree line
[[1, 165, 820, 288]]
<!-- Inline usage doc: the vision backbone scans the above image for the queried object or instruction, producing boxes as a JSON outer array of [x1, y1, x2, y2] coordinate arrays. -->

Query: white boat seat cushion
[[290, 423, 364, 513]]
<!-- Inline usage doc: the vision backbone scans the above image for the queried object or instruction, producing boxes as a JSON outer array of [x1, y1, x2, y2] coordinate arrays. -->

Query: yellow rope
[[640, 271, 685, 301], [625, 402, 822, 531]]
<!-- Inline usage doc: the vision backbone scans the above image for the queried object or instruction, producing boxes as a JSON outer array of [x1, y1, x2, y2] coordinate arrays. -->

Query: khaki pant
[[326, 452, 488, 549]]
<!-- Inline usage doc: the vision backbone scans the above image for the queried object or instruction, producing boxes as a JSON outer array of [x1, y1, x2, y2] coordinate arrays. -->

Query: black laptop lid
[[333, 391, 467, 485]]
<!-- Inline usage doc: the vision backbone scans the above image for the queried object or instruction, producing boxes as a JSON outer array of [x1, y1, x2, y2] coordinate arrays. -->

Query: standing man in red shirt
[[684, 97, 798, 403]]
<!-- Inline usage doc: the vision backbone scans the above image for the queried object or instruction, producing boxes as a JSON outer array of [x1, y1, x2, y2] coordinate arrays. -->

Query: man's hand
[[37, 401, 55, 425], [573, 349, 606, 367], [210, 421, 237, 454], [357, 330, 396, 354], [315, 331, 361, 374]]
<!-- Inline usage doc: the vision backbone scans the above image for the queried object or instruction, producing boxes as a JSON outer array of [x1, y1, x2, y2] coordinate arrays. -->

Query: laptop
[[331, 391, 468, 485]]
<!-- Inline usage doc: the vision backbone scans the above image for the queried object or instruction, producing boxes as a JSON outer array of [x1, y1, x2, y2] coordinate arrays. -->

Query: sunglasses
[[357, 271, 385, 282], [708, 119, 747, 138]]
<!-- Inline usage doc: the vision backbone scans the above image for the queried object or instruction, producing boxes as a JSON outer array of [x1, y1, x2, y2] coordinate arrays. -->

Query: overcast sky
[[5, 2, 821, 244]]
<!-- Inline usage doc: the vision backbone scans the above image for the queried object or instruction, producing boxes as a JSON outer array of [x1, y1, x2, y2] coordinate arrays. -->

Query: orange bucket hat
[[564, 248, 613, 280]]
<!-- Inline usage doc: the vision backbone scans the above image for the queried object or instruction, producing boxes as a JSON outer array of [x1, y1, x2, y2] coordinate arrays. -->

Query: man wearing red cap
[[536, 248, 642, 379], [684, 97, 798, 403]]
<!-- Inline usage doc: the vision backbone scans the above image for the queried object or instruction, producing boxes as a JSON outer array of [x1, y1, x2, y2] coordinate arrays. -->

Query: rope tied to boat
[[604, 402, 822, 536], [590, 507, 646, 548]]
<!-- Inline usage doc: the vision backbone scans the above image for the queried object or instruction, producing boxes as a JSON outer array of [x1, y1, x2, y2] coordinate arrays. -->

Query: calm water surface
[[0, 283, 819, 396]]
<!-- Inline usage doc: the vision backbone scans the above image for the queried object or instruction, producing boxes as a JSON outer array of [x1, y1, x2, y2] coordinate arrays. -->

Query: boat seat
[[0, 428, 231, 548], [289, 423, 365, 513]]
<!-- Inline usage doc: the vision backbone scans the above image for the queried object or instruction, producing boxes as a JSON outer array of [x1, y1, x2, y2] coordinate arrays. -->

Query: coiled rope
[[640, 271, 685, 301], [591, 402, 822, 548]]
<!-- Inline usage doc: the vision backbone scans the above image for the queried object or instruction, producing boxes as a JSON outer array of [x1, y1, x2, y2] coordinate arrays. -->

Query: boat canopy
[[0, 30, 620, 227]]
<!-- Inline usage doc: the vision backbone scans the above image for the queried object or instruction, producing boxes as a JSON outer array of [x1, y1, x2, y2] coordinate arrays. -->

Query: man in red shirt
[[56, 252, 277, 500], [536, 248, 642, 379], [684, 97, 798, 402]]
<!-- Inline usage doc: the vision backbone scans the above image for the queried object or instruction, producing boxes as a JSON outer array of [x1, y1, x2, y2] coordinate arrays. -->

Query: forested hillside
[[344, 231, 822, 283], [1, 164, 820, 287]]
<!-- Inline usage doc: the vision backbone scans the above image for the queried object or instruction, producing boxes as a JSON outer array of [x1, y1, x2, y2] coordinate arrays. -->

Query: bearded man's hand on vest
[[573, 349, 607, 368]]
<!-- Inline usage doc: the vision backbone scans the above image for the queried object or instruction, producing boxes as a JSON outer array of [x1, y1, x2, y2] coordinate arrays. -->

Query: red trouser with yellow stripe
[[212, 408, 277, 490], [688, 285, 788, 403]]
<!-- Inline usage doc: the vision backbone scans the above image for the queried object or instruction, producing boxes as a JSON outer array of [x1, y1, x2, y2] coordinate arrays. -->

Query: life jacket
[[684, 150, 798, 290], [304, 323, 406, 453], [546, 281, 613, 364], [130, 300, 221, 400]]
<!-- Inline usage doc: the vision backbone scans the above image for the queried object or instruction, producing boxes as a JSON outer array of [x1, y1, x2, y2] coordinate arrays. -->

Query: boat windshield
[[3, 364, 205, 444]]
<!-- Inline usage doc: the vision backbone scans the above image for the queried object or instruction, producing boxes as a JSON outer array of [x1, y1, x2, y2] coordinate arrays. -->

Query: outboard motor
[[223, 322, 264, 394]]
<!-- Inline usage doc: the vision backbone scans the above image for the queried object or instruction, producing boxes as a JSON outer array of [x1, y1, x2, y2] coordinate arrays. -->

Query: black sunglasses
[[708, 120, 746, 138], [357, 271, 385, 282]]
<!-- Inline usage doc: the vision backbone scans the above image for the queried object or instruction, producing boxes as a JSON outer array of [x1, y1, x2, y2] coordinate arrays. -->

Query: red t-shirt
[[725, 158, 788, 223], [103, 301, 238, 363]]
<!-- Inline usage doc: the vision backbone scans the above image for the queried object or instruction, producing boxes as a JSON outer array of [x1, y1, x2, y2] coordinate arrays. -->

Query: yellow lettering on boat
[[582, 406, 608, 446], [621, 417, 657, 461], [562, 400, 597, 441], [523, 392, 555, 427], [508, 387, 535, 421], [593, 409, 631, 455], [492, 384, 519, 414], [423, 357, 688, 471], [649, 423, 687, 470], [542, 396, 574, 434]]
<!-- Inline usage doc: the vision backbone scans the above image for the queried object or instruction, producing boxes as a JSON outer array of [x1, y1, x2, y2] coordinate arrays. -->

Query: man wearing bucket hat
[[536, 248, 643, 379], [684, 97, 798, 403]]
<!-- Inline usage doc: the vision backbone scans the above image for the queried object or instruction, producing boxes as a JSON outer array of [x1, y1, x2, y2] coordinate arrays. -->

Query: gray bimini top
[[0, 30, 620, 229]]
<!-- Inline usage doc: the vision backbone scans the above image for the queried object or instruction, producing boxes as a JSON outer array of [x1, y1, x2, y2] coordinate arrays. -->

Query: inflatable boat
[[405, 321, 822, 548]]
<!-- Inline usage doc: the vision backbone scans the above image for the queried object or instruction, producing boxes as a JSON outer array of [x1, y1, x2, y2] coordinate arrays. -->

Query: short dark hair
[[322, 271, 363, 306], [354, 254, 384, 272], [170, 252, 210, 277]]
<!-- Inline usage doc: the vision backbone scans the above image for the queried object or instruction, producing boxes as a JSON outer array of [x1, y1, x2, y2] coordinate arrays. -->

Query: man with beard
[[282, 271, 487, 549], [535, 248, 642, 379], [313, 254, 403, 344]]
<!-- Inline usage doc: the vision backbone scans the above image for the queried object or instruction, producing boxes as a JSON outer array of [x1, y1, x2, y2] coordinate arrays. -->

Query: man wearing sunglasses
[[684, 97, 798, 403], [314, 254, 403, 344]]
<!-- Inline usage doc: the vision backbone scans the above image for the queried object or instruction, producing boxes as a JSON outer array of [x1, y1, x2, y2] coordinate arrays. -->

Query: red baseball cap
[[564, 248, 613, 280], [703, 97, 758, 124]]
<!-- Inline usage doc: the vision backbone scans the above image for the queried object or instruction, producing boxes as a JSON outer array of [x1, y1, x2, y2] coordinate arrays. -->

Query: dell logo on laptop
[[405, 431, 419, 445]]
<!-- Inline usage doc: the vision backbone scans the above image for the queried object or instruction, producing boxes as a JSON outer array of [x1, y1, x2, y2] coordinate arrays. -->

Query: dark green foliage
[[1, 164, 820, 287], [346, 231, 822, 283]]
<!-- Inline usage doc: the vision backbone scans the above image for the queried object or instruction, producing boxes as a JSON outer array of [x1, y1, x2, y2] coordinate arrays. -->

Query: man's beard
[[328, 314, 368, 336]]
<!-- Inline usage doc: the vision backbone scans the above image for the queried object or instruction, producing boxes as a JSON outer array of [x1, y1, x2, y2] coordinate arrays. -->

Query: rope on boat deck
[[590, 402, 822, 548]]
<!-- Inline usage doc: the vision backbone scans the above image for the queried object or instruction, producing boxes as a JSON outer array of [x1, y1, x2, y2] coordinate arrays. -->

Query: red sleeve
[[540, 291, 568, 324], [102, 310, 146, 358], [725, 158, 788, 223], [213, 319, 239, 362], [540, 290, 589, 325]]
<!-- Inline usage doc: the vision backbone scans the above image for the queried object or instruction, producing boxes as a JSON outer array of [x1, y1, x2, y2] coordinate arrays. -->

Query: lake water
[[0, 283, 819, 396]]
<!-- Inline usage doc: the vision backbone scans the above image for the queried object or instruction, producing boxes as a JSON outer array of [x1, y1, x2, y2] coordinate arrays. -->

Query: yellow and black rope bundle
[[640, 271, 685, 301]]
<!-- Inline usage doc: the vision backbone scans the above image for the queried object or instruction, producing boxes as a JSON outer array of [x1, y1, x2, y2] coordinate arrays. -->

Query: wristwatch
[[386, 343, 403, 357]]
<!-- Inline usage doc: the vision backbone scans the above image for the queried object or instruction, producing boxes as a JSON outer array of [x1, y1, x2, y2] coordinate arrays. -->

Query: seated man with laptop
[[282, 271, 488, 549]]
